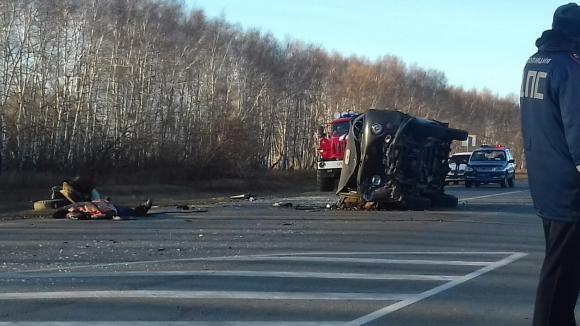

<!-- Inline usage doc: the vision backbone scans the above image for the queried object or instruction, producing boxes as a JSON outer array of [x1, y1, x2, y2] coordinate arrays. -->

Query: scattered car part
[[33, 199, 67, 211], [273, 202, 293, 207], [230, 193, 256, 200]]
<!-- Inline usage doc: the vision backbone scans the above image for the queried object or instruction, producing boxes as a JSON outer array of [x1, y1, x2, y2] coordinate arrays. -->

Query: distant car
[[446, 152, 472, 184], [464, 146, 516, 188]]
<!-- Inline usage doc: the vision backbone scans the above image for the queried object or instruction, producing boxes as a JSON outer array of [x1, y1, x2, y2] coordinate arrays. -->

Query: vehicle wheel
[[465, 181, 472, 188], [429, 193, 459, 208], [500, 175, 507, 188], [508, 175, 515, 188], [33, 199, 67, 211], [317, 173, 335, 192], [404, 195, 431, 211], [475, 182, 481, 188], [445, 127, 469, 141]]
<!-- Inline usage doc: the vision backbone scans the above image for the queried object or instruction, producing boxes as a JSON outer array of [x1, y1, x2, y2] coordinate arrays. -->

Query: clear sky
[[185, 0, 567, 98]]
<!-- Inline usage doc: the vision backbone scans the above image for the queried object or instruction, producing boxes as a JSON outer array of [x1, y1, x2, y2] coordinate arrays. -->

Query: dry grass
[[515, 171, 528, 180]]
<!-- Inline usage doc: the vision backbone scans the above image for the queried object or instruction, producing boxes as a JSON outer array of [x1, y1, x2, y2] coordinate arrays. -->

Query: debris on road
[[274, 201, 336, 211], [172, 205, 209, 213], [163, 209, 208, 214], [33, 199, 67, 211], [230, 193, 256, 201], [294, 205, 322, 211], [273, 202, 293, 208]]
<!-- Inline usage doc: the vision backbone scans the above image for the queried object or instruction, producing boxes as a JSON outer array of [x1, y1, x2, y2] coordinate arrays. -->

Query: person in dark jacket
[[521, 3, 580, 325]]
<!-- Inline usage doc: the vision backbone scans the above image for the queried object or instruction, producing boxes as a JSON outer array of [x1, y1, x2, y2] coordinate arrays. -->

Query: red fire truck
[[317, 113, 358, 191]]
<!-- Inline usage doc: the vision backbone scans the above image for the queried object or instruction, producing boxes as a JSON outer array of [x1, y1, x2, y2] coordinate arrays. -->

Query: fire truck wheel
[[317, 173, 335, 192]]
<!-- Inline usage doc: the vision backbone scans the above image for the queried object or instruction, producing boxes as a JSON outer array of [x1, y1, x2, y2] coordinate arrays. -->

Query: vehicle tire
[[404, 195, 431, 211], [33, 199, 67, 211], [475, 182, 481, 188], [429, 193, 459, 208], [317, 173, 335, 192], [508, 175, 515, 188], [465, 181, 472, 188], [445, 127, 469, 141], [413, 121, 467, 141], [500, 175, 507, 188]]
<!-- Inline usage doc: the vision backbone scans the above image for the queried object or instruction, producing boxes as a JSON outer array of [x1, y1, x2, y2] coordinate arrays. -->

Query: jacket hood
[[536, 29, 580, 52], [553, 3, 580, 37]]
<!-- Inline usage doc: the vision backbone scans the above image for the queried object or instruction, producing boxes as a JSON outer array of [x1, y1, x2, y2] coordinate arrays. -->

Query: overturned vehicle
[[337, 109, 468, 210]]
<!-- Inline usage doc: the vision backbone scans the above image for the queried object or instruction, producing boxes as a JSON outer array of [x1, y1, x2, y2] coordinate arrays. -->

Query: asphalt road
[[0, 182, 560, 325]]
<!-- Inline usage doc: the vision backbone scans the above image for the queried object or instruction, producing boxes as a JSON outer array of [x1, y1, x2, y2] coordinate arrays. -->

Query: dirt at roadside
[[0, 171, 530, 219], [0, 172, 319, 219]]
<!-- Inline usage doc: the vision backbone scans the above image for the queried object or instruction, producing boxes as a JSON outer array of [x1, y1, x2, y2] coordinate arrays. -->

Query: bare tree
[[0, 0, 523, 178]]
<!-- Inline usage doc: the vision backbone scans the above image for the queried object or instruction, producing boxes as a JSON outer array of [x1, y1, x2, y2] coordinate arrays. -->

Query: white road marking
[[0, 251, 527, 325], [348, 252, 528, 325], [14, 253, 289, 274], [0, 290, 411, 301], [0, 323, 340, 326], [1, 270, 457, 281], [460, 190, 527, 202], [270, 251, 516, 256], [9, 252, 492, 275], [206, 256, 490, 266]]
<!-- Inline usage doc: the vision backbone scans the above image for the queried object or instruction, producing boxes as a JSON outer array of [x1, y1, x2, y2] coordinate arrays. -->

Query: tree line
[[0, 0, 522, 179]]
